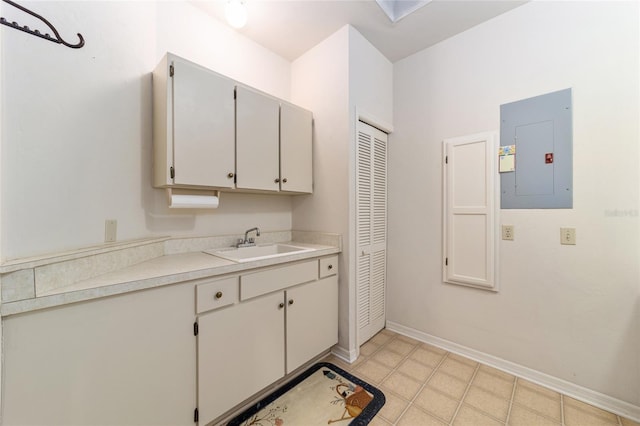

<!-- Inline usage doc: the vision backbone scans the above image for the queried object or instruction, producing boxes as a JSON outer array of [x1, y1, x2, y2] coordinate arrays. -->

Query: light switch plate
[[105, 220, 117, 243], [560, 227, 576, 245]]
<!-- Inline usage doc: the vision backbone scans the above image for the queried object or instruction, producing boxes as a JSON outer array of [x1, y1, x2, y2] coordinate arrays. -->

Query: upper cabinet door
[[280, 103, 313, 194], [236, 86, 280, 191], [172, 56, 235, 188]]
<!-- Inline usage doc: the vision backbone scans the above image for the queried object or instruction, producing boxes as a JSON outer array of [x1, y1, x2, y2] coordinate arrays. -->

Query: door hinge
[[194, 408, 199, 423], [169, 64, 174, 77], [170, 166, 175, 179], [445, 257, 448, 266], [445, 156, 448, 164], [234, 87, 237, 100], [193, 322, 199, 336]]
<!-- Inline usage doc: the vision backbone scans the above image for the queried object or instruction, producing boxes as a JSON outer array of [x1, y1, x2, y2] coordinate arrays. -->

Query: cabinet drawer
[[241, 260, 317, 301], [319, 255, 338, 278], [196, 276, 239, 314]]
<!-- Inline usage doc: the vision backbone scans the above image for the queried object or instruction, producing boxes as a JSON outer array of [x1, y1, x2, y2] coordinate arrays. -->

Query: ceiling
[[192, 0, 527, 63]]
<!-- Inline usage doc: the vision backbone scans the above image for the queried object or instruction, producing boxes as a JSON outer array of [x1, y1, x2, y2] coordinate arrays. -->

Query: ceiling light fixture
[[225, 0, 247, 29]]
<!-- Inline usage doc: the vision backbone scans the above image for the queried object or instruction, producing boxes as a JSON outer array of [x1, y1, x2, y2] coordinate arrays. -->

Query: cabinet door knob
[[328, 264, 333, 270], [282, 178, 288, 183], [288, 299, 294, 305], [215, 291, 223, 299], [278, 302, 285, 309], [227, 172, 234, 178], [274, 178, 280, 183]]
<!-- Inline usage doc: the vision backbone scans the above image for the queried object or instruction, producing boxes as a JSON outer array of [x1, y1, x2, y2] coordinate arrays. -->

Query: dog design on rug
[[328, 383, 373, 424]]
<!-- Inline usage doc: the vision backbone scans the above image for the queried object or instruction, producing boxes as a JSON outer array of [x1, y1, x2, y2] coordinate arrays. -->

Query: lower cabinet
[[286, 275, 338, 373], [197, 288, 285, 425], [196, 256, 339, 425]]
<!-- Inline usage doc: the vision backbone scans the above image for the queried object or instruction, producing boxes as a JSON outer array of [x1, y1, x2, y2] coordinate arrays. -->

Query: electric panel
[[500, 88, 573, 209]]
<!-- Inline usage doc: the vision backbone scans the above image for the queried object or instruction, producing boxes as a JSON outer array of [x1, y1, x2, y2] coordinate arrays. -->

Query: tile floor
[[323, 329, 639, 426]]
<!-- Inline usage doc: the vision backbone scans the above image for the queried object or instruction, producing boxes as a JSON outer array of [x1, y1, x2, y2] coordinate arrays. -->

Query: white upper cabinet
[[235, 85, 280, 191], [152, 53, 313, 195], [153, 53, 235, 189], [280, 102, 313, 193]]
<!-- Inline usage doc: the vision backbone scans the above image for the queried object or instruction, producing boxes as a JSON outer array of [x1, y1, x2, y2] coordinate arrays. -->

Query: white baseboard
[[386, 321, 640, 423], [331, 344, 358, 364]]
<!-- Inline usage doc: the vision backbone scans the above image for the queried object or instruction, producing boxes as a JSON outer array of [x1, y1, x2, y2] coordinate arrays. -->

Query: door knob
[[227, 172, 234, 178], [288, 299, 294, 305], [215, 291, 223, 299]]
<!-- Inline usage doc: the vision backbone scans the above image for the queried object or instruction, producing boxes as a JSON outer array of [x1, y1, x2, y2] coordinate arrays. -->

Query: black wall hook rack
[[0, 0, 84, 48]]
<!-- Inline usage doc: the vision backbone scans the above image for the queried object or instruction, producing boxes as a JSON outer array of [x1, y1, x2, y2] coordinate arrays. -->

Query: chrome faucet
[[237, 227, 260, 247]]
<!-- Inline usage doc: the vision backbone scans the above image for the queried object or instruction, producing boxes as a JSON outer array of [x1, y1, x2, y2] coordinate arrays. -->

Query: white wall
[[389, 0, 639, 407], [291, 25, 392, 356], [1, 1, 293, 261], [291, 26, 351, 350]]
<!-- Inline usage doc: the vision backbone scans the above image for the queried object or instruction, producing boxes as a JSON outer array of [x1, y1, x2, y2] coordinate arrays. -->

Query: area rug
[[227, 362, 385, 426]]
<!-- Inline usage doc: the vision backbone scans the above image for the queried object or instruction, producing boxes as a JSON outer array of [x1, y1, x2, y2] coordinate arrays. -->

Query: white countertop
[[1, 241, 340, 317]]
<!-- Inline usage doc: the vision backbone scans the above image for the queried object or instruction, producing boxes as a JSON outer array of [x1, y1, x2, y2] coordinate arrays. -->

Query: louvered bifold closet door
[[356, 121, 388, 346]]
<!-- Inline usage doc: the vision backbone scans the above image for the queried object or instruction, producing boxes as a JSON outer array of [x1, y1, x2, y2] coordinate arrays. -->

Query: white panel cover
[[443, 132, 498, 290]]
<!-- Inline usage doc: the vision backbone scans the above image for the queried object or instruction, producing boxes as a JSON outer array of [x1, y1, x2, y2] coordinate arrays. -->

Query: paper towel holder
[[166, 188, 221, 209]]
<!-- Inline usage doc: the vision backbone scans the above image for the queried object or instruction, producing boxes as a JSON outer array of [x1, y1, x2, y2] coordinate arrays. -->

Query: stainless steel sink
[[203, 243, 313, 263]]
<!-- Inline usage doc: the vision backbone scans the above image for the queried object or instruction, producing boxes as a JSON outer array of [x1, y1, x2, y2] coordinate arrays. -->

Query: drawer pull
[[328, 264, 333, 270], [275, 178, 280, 183], [278, 302, 285, 309], [215, 291, 223, 299], [282, 178, 288, 183], [288, 299, 294, 305]]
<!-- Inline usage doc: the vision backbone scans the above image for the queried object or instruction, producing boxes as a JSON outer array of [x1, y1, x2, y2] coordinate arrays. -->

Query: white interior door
[[443, 132, 498, 291], [356, 121, 388, 346]]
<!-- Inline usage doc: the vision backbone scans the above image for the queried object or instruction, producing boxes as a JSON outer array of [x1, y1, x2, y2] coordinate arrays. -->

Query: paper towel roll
[[167, 190, 220, 209]]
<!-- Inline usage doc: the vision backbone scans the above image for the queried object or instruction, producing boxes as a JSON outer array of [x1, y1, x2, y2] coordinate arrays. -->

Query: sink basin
[[203, 243, 313, 263]]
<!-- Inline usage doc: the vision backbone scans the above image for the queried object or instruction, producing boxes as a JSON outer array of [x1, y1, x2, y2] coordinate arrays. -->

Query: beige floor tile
[[368, 416, 392, 426], [621, 417, 640, 426], [360, 341, 382, 357], [379, 328, 397, 337], [453, 404, 503, 426], [513, 384, 561, 421], [355, 359, 392, 384], [371, 332, 394, 346], [394, 334, 422, 345], [478, 364, 516, 382], [377, 387, 410, 423], [447, 352, 479, 368], [471, 370, 515, 400], [382, 371, 423, 401], [427, 371, 469, 400], [397, 406, 447, 426], [420, 342, 448, 355], [397, 358, 434, 382], [387, 339, 418, 356], [564, 397, 619, 423], [322, 355, 354, 373], [410, 347, 446, 368], [509, 404, 561, 426], [517, 379, 560, 399], [467, 385, 511, 421], [372, 348, 405, 368], [438, 357, 477, 382], [563, 404, 619, 426], [414, 387, 460, 423]]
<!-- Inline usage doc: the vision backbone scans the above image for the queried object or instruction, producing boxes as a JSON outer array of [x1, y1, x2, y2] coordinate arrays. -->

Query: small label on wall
[[499, 145, 516, 172]]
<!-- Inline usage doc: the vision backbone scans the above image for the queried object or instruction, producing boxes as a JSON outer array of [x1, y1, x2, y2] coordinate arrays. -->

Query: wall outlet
[[560, 227, 576, 245], [502, 225, 514, 241], [105, 220, 117, 243]]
